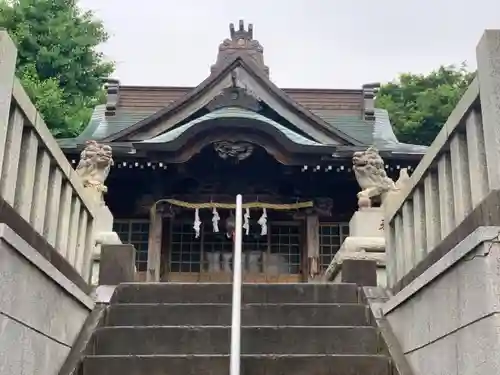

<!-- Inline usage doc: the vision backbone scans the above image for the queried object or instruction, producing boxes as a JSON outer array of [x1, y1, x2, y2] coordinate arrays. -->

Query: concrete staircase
[[82, 283, 394, 375]]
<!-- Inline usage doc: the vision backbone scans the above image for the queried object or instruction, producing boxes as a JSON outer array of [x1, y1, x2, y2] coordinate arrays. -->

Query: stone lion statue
[[76, 140, 114, 199], [352, 147, 402, 208]]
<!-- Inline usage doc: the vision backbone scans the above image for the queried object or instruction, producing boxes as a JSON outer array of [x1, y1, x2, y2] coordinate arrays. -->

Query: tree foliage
[[0, 0, 114, 137], [376, 65, 475, 146]]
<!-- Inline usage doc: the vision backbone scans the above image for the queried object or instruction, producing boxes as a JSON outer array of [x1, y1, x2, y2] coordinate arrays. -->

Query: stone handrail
[[384, 30, 500, 288], [0, 30, 100, 281]]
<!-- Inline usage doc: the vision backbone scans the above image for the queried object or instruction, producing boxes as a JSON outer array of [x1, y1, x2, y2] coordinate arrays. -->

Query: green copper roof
[[61, 102, 426, 155], [74, 104, 376, 146], [141, 107, 324, 146], [76, 105, 152, 141], [310, 109, 375, 145]]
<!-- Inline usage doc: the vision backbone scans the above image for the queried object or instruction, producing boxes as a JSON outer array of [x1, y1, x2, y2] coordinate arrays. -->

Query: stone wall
[[0, 30, 103, 283], [0, 224, 94, 375], [383, 226, 500, 375], [379, 29, 500, 375], [384, 30, 500, 291]]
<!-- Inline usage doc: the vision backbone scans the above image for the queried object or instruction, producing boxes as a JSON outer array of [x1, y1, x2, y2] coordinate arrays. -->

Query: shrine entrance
[[164, 207, 306, 283], [108, 127, 360, 284]]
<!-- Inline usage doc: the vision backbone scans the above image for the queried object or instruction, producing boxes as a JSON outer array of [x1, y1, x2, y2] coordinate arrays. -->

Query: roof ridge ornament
[[230, 20, 253, 41], [211, 20, 269, 77], [103, 78, 120, 117], [362, 83, 380, 121]]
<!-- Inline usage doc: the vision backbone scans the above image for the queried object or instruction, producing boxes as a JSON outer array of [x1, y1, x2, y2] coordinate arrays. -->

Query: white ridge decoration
[[243, 207, 250, 235], [257, 208, 267, 236], [193, 208, 201, 238], [212, 207, 220, 233]]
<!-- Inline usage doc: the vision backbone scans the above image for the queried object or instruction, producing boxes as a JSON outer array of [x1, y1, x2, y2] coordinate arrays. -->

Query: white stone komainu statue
[[76, 140, 114, 203], [75, 141, 120, 284], [331, 146, 412, 286], [352, 146, 410, 209], [222, 252, 232, 272], [222, 252, 247, 272], [206, 252, 221, 272], [247, 251, 262, 273], [264, 253, 289, 275]]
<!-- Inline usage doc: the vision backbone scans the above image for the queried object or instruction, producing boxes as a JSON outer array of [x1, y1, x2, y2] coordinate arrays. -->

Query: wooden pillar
[[161, 216, 172, 281], [147, 208, 163, 282], [305, 213, 320, 282], [298, 218, 307, 282]]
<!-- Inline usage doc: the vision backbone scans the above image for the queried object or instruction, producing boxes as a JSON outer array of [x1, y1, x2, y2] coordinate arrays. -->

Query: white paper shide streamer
[[257, 208, 267, 236], [243, 207, 250, 235], [212, 207, 220, 233], [193, 208, 201, 238]]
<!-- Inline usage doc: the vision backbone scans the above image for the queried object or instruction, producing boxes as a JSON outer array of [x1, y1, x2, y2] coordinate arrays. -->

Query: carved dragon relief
[[213, 141, 254, 161]]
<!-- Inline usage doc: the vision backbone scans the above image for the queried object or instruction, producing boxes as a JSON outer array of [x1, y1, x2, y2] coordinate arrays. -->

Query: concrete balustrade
[[385, 82, 485, 287], [0, 30, 99, 281], [384, 30, 500, 289]]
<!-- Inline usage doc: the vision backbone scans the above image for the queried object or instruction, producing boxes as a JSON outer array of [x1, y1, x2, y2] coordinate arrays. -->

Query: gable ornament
[[213, 141, 254, 161]]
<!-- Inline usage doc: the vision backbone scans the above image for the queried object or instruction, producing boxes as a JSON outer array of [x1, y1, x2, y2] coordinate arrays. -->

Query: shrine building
[[58, 21, 427, 283]]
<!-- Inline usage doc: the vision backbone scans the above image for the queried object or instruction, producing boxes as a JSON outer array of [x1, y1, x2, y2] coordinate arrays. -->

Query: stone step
[[83, 354, 392, 375], [105, 303, 371, 327], [110, 283, 360, 304], [92, 326, 382, 355]]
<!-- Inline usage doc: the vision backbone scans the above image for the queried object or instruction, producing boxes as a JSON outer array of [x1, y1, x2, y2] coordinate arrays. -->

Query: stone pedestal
[[90, 203, 122, 285], [324, 208, 387, 287], [99, 244, 136, 285], [341, 259, 377, 286], [349, 208, 385, 238]]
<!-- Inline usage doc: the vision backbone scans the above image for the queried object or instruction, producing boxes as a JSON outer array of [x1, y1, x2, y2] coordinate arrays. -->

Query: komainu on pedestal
[[76, 140, 114, 202], [352, 146, 409, 208]]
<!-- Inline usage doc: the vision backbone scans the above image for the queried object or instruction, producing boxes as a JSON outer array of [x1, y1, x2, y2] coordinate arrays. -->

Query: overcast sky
[[80, 0, 500, 89]]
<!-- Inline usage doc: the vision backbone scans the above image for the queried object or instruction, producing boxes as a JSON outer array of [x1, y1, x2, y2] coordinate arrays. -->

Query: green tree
[[0, 0, 114, 137], [376, 65, 475, 146]]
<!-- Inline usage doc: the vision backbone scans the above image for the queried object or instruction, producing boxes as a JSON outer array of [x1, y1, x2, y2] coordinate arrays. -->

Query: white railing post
[[230, 194, 243, 375]]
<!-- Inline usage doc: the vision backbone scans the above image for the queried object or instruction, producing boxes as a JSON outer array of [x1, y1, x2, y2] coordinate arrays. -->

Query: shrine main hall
[[58, 21, 426, 283]]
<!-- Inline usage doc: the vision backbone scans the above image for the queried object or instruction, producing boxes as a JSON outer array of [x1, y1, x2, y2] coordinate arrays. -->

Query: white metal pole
[[230, 194, 243, 375]]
